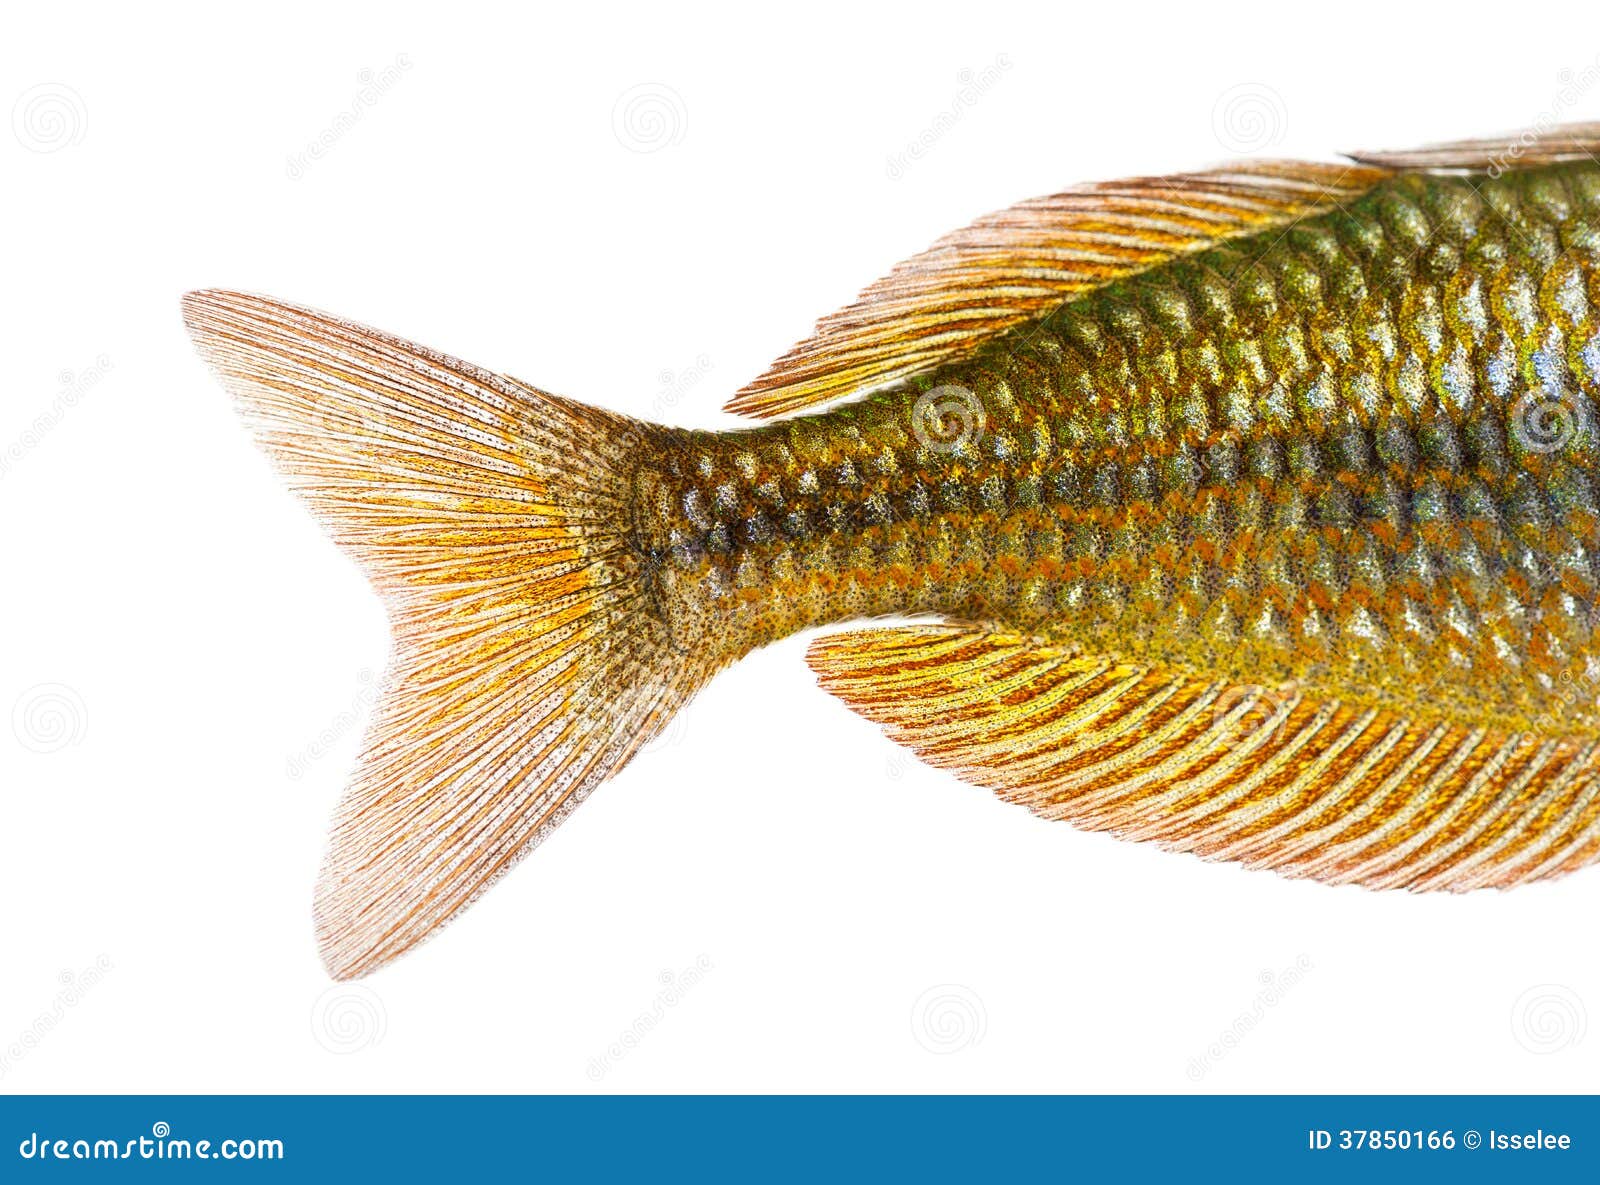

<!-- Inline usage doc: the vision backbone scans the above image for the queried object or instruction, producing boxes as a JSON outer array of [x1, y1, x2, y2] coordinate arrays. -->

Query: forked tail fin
[[182, 290, 708, 979]]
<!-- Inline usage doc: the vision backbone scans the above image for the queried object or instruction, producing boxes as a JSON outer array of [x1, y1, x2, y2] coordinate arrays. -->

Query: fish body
[[184, 126, 1600, 980], [651, 164, 1600, 735]]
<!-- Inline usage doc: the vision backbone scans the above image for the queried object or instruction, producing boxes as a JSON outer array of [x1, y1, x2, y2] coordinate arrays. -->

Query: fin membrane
[[726, 160, 1392, 419], [183, 291, 706, 979], [810, 626, 1600, 891], [731, 121, 1600, 421], [1349, 121, 1600, 170]]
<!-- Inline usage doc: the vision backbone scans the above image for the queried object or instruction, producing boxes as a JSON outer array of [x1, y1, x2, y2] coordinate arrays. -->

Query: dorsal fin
[[724, 159, 1393, 419], [1348, 121, 1600, 171], [727, 120, 1600, 421], [809, 626, 1600, 891]]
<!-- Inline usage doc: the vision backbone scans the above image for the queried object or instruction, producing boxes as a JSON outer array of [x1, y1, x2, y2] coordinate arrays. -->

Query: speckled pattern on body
[[642, 165, 1600, 736], [183, 128, 1600, 981]]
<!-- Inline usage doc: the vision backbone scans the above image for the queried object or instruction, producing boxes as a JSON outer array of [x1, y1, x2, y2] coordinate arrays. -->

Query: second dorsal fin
[[1348, 121, 1600, 171], [727, 120, 1600, 422], [724, 159, 1393, 420]]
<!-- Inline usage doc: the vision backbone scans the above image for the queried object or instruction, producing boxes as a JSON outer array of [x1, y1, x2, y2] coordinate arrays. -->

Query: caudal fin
[[182, 290, 705, 979]]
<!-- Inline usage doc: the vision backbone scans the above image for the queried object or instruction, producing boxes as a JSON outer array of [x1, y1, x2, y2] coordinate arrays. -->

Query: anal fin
[[808, 626, 1600, 891]]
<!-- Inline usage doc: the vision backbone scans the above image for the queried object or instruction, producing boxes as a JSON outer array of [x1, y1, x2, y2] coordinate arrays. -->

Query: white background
[[3, 0, 1598, 1094]]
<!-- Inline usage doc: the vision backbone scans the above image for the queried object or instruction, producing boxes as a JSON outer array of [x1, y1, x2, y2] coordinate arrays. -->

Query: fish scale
[[638, 165, 1600, 739], [183, 125, 1600, 980]]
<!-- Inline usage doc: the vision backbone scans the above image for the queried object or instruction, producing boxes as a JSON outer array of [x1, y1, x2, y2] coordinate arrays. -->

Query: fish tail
[[182, 290, 709, 979]]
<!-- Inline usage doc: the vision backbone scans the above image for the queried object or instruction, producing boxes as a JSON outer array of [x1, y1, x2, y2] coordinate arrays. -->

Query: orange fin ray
[[183, 291, 710, 979], [726, 160, 1393, 419], [808, 626, 1600, 891]]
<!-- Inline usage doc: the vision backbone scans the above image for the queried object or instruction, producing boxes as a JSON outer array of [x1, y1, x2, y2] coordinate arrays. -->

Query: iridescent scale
[[185, 134, 1600, 979], [644, 165, 1600, 737]]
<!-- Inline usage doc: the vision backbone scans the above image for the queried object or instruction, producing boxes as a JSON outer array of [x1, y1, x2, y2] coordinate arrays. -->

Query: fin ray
[[727, 162, 1393, 419], [1349, 122, 1600, 170], [730, 122, 1600, 421], [809, 625, 1600, 891], [183, 290, 707, 979]]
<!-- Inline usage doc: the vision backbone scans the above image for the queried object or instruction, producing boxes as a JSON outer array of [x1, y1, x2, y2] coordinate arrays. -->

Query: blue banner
[[2, 1095, 1595, 1181]]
